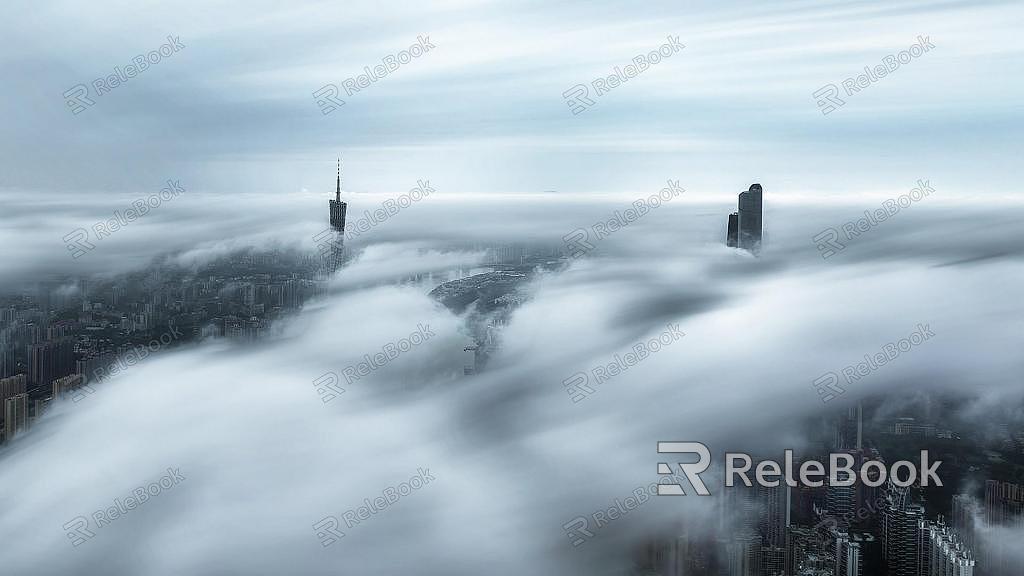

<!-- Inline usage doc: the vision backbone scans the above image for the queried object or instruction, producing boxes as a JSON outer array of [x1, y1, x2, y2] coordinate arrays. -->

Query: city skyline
[[2, 1, 1022, 575]]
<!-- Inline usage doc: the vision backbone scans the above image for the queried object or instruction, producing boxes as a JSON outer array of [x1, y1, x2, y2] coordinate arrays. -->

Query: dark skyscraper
[[329, 158, 347, 232], [737, 183, 763, 252], [29, 339, 74, 388], [881, 483, 923, 576], [725, 183, 762, 252], [3, 392, 28, 443], [982, 480, 1023, 573]]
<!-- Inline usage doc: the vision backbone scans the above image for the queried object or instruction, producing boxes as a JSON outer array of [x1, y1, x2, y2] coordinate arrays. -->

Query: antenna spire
[[336, 157, 341, 201]]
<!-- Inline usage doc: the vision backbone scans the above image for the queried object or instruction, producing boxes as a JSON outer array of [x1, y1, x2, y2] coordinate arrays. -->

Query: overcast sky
[[1, 0, 1021, 201], [2, 2, 1023, 574]]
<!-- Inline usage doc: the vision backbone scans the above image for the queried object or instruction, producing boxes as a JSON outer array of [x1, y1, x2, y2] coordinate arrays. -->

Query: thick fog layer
[[1, 193, 1022, 575]]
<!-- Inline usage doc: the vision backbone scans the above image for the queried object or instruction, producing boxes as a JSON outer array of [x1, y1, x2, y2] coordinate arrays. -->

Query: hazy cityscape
[[2, 1, 1023, 575]]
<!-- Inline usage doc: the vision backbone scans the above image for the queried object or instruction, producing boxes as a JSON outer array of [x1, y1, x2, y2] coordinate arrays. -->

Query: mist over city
[[2, 1, 1023, 575]]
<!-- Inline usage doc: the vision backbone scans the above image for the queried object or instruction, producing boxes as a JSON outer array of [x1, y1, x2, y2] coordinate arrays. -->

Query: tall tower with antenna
[[329, 157, 347, 232]]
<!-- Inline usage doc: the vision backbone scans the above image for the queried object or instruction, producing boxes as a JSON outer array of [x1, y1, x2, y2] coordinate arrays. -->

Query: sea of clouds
[[1, 190, 1023, 575]]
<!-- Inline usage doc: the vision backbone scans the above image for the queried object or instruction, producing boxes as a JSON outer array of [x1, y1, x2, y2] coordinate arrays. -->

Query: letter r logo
[[562, 372, 594, 403], [812, 372, 844, 403], [63, 228, 95, 259], [812, 228, 845, 259], [63, 84, 95, 115], [312, 516, 346, 546], [812, 84, 844, 115], [562, 516, 594, 546], [562, 229, 594, 259], [62, 516, 95, 546], [657, 441, 711, 496], [562, 84, 595, 115], [313, 84, 346, 115]]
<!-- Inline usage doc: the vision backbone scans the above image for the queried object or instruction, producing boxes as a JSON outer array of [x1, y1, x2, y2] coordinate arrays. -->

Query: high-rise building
[[759, 545, 786, 576], [950, 494, 978, 555], [757, 482, 789, 576], [758, 483, 790, 546], [737, 183, 763, 252], [984, 480, 1024, 526], [3, 392, 28, 443], [77, 352, 115, 384], [725, 184, 763, 252], [920, 520, 973, 576], [786, 525, 836, 575], [826, 482, 857, 530], [329, 157, 347, 232], [717, 530, 761, 576], [834, 529, 881, 576], [29, 339, 75, 388], [833, 404, 863, 451], [881, 485, 924, 576], [726, 213, 739, 248], [0, 330, 18, 375], [0, 373, 27, 409], [981, 480, 1024, 574], [53, 373, 86, 400]]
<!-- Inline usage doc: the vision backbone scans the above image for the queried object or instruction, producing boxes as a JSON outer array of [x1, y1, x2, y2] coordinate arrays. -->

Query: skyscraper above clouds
[[726, 183, 763, 253], [329, 158, 347, 232], [738, 183, 763, 252]]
